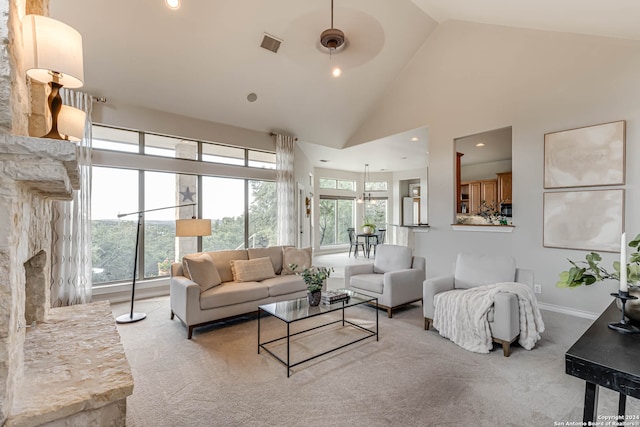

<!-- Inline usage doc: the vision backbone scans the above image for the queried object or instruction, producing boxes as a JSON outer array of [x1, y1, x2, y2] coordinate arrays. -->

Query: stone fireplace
[[1, 1, 133, 425]]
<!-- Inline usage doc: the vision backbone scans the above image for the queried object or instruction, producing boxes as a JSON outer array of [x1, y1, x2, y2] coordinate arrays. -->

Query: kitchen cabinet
[[497, 172, 512, 204], [461, 179, 497, 214]]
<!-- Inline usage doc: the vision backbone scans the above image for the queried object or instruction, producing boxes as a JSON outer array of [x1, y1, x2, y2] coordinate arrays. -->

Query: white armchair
[[423, 253, 534, 357], [345, 244, 426, 318]]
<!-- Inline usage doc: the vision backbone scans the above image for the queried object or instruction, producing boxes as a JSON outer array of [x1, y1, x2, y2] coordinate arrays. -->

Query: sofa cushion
[[373, 244, 412, 274], [350, 273, 384, 294], [207, 249, 249, 283], [230, 257, 276, 282], [182, 253, 222, 293], [281, 247, 313, 275], [454, 253, 516, 289], [248, 246, 284, 274], [199, 281, 269, 310], [261, 275, 305, 297]]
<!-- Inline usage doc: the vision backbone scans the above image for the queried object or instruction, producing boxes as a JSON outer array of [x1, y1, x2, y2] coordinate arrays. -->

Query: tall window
[[91, 167, 139, 284], [319, 198, 354, 246], [248, 180, 277, 247], [144, 171, 178, 278], [365, 199, 388, 229], [201, 177, 245, 251], [91, 124, 278, 286]]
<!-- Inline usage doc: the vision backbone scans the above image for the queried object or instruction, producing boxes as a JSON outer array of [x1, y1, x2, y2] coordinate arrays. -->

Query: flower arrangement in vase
[[289, 264, 334, 306]]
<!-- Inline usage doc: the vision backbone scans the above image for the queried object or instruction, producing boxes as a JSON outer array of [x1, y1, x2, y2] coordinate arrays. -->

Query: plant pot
[[617, 287, 640, 323], [363, 226, 373, 234], [307, 290, 321, 306]]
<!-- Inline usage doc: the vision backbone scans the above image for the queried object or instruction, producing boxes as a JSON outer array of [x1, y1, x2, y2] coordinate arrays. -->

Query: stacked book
[[321, 291, 350, 305]]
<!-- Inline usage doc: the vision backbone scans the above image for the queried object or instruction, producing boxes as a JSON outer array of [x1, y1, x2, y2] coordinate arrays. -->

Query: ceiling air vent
[[260, 33, 282, 53]]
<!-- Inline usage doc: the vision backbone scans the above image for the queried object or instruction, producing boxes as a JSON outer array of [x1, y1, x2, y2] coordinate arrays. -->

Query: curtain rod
[[269, 132, 298, 141]]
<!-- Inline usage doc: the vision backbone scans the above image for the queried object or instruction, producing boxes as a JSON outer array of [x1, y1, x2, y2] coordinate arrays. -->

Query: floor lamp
[[115, 203, 212, 324]]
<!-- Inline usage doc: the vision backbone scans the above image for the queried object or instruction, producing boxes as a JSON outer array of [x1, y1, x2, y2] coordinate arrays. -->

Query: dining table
[[356, 232, 378, 258]]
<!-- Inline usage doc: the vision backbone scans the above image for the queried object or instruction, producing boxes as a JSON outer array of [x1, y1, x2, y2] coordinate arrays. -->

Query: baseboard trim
[[92, 284, 169, 304], [538, 302, 598, 320]]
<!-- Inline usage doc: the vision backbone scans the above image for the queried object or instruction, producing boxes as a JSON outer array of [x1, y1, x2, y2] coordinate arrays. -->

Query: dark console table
[[566, 301, 640, 423]]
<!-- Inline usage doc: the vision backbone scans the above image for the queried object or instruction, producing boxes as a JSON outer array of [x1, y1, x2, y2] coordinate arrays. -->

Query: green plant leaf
[[629, 264, 640, 284], [629, 233, 640, 248], [556, 271, 572, 288], [631, 252, 640, 264]]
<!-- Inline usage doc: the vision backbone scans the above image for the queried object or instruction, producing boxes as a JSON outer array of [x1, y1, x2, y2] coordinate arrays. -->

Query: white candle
[[620, 232, 628, 293]]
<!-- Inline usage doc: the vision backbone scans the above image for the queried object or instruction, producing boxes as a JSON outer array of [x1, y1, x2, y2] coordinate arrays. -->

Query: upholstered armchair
[[345, 244, 426, 318], [423, 253, 534, 357]]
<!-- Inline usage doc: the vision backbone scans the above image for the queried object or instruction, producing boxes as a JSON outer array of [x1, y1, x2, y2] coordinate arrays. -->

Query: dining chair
[[371, 228, 386, 257], [347, 228, 365, 258]]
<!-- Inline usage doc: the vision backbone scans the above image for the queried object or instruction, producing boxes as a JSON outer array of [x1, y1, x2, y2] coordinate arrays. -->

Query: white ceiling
[[49, 0, 640, 172]]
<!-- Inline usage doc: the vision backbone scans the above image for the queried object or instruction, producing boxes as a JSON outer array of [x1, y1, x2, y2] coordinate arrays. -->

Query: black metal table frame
[[258, 297, 378, 377], [566, 301, 640, 423]]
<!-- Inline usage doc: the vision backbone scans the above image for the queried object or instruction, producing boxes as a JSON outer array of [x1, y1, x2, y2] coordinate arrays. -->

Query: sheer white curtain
[[50, 89, 93, 306], [275, 134, 297, 246]]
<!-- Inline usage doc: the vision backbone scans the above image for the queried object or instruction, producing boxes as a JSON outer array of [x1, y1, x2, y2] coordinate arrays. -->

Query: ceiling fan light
[[320, 28, 345, 50], [165, 0, 180, 10]]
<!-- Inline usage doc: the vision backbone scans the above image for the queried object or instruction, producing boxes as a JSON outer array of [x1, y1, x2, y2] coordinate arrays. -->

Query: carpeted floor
[[112, 292, 639, 427]]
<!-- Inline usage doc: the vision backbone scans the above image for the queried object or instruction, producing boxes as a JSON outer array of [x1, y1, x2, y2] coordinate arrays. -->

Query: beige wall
[[349, 20, 640, 316]]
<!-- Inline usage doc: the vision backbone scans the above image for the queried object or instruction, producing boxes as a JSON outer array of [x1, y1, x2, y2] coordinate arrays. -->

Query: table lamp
[[22, 14, 84, 140]]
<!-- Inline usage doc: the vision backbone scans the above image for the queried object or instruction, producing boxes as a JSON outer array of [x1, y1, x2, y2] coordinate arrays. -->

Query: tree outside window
[[319, 198, 354, 246]]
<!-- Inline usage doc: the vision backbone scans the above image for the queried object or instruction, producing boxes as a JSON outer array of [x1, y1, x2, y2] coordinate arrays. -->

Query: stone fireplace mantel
[[0, 131, 80, 200]]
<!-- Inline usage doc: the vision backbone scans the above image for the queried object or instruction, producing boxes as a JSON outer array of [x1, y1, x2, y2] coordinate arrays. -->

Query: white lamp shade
[[22, 14, 84, 88], [176, 219, 212, 237], [58, 105, 86, 142]]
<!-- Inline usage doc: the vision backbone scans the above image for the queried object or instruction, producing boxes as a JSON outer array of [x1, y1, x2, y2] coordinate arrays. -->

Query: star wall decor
[[180, 186, 196, 202]]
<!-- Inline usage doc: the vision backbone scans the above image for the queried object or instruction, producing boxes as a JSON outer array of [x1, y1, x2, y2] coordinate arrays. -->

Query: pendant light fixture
[[320, 0, 345, 77], [357, 163, 371, 204]]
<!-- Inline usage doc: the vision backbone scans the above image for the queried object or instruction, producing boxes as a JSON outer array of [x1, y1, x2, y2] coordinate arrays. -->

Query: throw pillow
[[247, 246, 284, 274], [182, 253, 222, 293], [230, 257, 276, 282], [281, 247, 313, 275]]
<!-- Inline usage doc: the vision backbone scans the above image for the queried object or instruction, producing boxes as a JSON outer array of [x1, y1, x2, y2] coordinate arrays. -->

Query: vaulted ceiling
[[50, 0, 640, 172]]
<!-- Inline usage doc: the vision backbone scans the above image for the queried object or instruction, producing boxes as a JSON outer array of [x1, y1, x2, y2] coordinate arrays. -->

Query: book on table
[[321, 291, 350, 304]]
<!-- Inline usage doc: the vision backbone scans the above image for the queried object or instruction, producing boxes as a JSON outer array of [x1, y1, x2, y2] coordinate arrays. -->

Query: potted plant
[[556, 233, 640, 319], [157, 258, 172, 276], [362, 218, 376, 235], [289, 264, 334, 306]]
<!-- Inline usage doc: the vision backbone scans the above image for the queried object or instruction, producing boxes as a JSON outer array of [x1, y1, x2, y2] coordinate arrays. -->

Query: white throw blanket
[[433, 282, 545, 354]]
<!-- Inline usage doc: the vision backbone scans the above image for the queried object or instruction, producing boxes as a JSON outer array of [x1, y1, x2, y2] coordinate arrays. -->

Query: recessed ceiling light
[[476, 142, 485, 147], [165, 0, 180, 10], [411, 137, 419, 141], [247, 93, 258, 102], [332, 67, 342, 78]]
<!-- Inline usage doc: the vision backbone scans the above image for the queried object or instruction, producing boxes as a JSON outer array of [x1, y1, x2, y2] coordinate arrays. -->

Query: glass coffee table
[[258, 289, 378, 377]]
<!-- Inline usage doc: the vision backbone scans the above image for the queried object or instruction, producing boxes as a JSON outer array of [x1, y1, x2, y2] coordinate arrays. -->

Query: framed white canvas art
[[543, 189, 624, 252], [544, 121, 625, 189]]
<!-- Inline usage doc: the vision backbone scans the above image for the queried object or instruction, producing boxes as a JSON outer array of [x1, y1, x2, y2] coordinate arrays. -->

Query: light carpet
[[112, 295, 639, 427]]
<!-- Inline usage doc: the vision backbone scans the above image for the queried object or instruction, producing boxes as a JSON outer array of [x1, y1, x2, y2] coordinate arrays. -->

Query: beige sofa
[[170, 246, 309, 339]]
